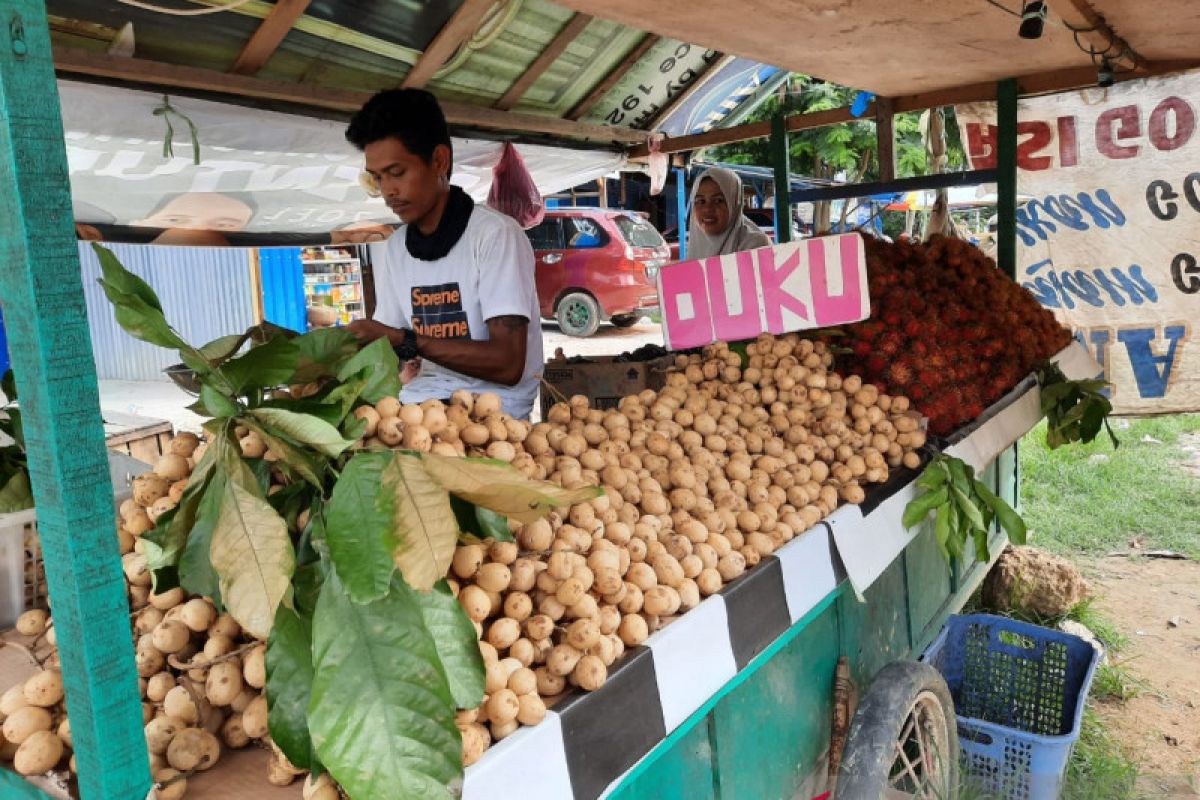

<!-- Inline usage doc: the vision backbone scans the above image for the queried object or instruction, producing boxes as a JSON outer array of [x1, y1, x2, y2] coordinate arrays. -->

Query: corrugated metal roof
[[79, 243, 255, 381]]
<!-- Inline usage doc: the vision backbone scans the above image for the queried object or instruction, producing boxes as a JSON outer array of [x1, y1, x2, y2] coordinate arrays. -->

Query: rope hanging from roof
[[117, 0, 255, 16]]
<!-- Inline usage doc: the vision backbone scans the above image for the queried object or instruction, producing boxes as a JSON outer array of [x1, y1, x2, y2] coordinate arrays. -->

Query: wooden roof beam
[[1045, 0, 1147, 71], [566, 33, 660, 121], [53, 47, 645, 145], [494, 13, 594, 111], [229, 0, 312, 76], [402, 0, 498, 90]]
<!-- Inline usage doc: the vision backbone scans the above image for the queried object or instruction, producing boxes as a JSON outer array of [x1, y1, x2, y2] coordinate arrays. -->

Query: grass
[[1063, 709, 1140, 800], [1019, 413, 1200, 558]]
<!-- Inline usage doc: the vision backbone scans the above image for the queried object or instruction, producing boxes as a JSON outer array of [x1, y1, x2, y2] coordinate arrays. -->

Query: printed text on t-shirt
[[411, 283, 471, 338]]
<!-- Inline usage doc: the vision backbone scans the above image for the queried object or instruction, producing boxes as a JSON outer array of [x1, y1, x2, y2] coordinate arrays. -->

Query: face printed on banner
[[363, 137, 451, 233], [136, 192, 255, 232], [692, 177, 731, 236]]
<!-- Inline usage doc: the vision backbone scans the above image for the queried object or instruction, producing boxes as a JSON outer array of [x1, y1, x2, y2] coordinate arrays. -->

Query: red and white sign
[[657, 234, 870, 350]]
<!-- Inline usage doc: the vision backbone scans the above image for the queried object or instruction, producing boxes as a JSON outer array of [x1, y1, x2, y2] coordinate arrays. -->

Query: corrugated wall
[[259, 248, 306, 333], [80, 243, 256, 381]]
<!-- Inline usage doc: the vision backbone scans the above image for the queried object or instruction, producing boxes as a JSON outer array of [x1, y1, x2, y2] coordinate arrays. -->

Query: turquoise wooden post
[[0, 3, 151, 798], [769, 114, 793, 243]]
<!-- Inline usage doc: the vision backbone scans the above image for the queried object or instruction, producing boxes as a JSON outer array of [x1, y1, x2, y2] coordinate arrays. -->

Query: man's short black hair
[[346, 88, 453, 173]]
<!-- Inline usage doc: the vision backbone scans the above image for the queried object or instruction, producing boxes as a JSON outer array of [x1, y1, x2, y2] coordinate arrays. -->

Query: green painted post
[[996, 78, 1021, 513], [0, 4, 151, 798], [996, 78, 1019, 280], [770, 114, 793, 243]]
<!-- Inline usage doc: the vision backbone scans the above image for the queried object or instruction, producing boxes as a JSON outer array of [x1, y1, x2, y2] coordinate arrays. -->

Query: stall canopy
[[45, 0, 1200, 243]]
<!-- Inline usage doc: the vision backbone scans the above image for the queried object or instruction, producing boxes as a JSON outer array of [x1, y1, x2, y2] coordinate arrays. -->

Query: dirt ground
[[1087, 556, 1200, 796]]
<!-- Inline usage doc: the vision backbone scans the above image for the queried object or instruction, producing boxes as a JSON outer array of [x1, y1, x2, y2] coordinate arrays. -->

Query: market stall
[[1, 1, 1196, 799]]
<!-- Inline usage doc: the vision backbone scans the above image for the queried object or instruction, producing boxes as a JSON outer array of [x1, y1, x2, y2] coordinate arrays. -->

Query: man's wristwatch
[[392, 329, 419, 361]]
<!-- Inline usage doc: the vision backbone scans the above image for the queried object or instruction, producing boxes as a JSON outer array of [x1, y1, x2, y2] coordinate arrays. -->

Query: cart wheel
[[556, 292, 601, 337], [835, 661, 959, 800]]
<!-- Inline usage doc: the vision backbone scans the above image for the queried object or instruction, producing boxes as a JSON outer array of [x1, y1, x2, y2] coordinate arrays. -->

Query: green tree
[[709, 75, 965, 233]]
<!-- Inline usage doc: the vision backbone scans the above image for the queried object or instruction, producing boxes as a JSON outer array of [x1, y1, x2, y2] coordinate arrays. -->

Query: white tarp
[[957, 69, 1200, 415], [60, 80, 625, 246]]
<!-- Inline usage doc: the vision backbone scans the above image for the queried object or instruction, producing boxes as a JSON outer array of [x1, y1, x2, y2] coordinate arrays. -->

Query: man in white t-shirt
[[345, 89, 542, 418]]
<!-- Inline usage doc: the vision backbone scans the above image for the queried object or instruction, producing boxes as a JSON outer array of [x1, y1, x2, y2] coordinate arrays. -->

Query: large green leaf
[[336, 338, 402, 404], [421, 453, 603, 524], [0, 470, 34, 513], [951, 486, 986, 533], [974, 482, 1028, 545], [385, 454, 460, 591], [93, 243, 163, 311], [324, 452, 396, 604], [309, 573, 460, 800], [198, 333, 246, 365], [221, 336, 301, 394], [209, 479, 295, 640], [267, 605, 319, 771], [450, 496, 514, 544], [414, 581, 486, 709], [2, 369, 17, 402], [179, 473, 226, 607], [239, 418, 326, 489], [901, 486, 948, 530], [199, 385, 240, 419], [932, 503, 951, 562], [247, 408, 357, 458], [141, 463, 214, 591], [292, 329, 361, 383], [915, 460, 947, 491]]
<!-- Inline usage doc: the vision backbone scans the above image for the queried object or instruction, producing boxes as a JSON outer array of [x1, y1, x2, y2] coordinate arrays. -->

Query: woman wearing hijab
[[687, 167, 771, 259]]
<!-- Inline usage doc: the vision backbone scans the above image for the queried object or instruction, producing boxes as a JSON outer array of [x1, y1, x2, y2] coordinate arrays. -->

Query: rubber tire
[[555, 292, 602, 337], [609, 314, 640, 328], [835, 661, 960, 800]]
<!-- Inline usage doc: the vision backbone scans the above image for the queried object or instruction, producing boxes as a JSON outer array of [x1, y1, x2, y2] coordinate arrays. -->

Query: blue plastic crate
[[923, 614, 1101, 800]]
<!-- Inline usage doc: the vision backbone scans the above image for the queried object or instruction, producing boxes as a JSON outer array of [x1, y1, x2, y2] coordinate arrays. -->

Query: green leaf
[[3, 408, 25, 451], [200, 385, 240, 419], [975, 482, 1027, 545], [240, 419, 326, 489], [336, 338, 402, 404], [142, 459, 215, 588], [93, 243, 163, 311], [413, 580, 486, 708], [98, 280, 188, 351], [221, 336, 301, 394], [293, 560, 325, 619], [385, 453, 460, 591], [1, 369, 16, 402], [267, 605, 319, 772], [309, 573, 460, 800], [915, 460, 948, 491], [932, 503, 951, 562], [946, 458, 972, 495], [292, 329, 361, 383], [210, 479, 295, 640], [901, 486, 948, 530], [450, 496, 514, 543], [247, 408, 357, 458], [198, 333, 247, 367], [951, 485, 986, 533], [179, 473, 226, 607], [421, 453, 603, 524], [324, 452, 396, 603], [973, 527, 991, 564], [0, 470, 34, 513]]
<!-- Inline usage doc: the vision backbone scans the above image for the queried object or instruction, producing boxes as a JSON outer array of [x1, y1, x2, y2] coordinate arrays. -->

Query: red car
[[525, 208, 669, 337]]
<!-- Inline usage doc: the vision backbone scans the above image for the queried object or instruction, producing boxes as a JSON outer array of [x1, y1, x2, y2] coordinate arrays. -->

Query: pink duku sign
[[657, 234, 870, 350]]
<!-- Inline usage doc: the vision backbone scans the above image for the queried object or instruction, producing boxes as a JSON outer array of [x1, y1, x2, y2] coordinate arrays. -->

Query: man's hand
[[347, 319, 405, 347]]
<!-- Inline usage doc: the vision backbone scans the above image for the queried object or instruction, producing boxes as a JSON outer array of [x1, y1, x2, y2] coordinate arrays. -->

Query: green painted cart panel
[[710, 602, 840, 799]]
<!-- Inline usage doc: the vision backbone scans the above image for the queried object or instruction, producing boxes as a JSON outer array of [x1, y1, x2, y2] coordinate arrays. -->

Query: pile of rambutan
[[836, 234, 1072, 436]]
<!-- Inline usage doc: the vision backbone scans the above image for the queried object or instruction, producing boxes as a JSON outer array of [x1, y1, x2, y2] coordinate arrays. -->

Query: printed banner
[[956, 69, 1200, 414], [60, 81, 624, 247], [657, 235, 869, 351]]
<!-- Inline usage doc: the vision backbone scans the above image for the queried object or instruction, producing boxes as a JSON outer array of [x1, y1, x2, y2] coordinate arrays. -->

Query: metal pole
[[675, 166, 688, 259], [770, 114, 793, 243], [996, 78, 1019, 280], [0, 3, 150, 798]]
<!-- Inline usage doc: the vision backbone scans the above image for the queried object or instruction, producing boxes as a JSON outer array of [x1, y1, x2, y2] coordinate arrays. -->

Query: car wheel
[[609, 314, 640, 328], [555, 292, 601, 337]]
